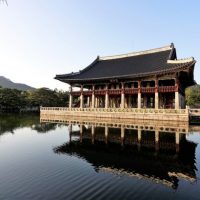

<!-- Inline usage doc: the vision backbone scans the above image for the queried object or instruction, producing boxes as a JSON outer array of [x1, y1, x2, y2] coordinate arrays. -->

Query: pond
[[0, 114, 200, 200]]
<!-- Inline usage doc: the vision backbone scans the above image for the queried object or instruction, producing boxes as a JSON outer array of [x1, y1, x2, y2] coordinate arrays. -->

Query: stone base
[[40, 107, 189, 122]]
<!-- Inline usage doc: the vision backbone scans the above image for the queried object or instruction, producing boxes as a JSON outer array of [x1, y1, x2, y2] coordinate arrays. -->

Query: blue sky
[[0, 0, 199, 90]]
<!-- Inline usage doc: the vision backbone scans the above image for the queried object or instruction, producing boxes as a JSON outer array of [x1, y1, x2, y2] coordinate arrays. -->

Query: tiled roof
[[55, 44, 195, 83]]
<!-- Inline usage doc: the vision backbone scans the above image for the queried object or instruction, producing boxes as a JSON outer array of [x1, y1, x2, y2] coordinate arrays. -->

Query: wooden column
[[92, 85, 95, 108], [80, 85, 83, 108], [138, 81, 141, 109], [69, 86, 73, 108], [155, 79, 159, 109], [121, 82, 125, 109]]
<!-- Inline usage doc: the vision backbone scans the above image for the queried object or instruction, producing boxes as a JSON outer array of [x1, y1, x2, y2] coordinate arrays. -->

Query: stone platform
[[40, 107, 189, 122]]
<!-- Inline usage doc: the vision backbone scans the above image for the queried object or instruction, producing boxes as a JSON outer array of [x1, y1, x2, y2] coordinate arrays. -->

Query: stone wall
[[40, 107, 189, 122]]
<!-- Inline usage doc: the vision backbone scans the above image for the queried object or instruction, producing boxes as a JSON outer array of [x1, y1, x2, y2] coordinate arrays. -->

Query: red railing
[[71, 91, 81, 96], [158, 86, 176, 93], [141, 87, 155, 93], [83, 91, 93, 96], [95, 89, 106, 95], [124, 88, 138, 94], [108, 89, 121, 95], [72, 86, 178, 96]]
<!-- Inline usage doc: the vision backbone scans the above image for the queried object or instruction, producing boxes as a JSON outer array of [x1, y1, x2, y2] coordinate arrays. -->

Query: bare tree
[[0, 0, 8, 6]]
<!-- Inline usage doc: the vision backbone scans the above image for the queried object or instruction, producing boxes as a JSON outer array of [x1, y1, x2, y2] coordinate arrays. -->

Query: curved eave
[[55, 60, 196, 84]]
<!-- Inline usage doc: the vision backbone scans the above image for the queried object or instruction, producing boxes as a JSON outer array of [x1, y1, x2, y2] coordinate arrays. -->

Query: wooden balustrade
[[40, 106, 187, 114], [71, 86, 178, 96], [95, 90, 106, 95], [71, 91, 81, 96], [108, 89, 121, 95], [83, 91, 93, 96], [124, 88, 138, 94], [140, 87, 155, 93], [158, 86, 176, 93]]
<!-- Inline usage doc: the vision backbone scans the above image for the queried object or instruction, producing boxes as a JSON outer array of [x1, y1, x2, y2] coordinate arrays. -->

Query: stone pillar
[[105, 85, 109, 108], [105, 125, 108, 144], [175, 92, 180, 109], [80, 85, 83, 109], [138, 81, 141, 108], [121, 82, 125, 109], [69, 86, 73, 108], [155, 79, 159, 109]]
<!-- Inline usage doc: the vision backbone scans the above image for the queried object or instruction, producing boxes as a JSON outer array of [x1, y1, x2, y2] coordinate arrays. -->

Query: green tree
[[0, 87, 69, 112], [0, 88, 25, 111], [185, 85, 200, 108]]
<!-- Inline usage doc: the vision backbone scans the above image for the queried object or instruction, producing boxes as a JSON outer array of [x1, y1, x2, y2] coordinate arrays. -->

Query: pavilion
[[55, 43, 196, 110]]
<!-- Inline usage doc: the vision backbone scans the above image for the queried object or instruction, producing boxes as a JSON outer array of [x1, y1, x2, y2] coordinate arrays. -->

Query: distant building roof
[[55, 43, 196, 84]]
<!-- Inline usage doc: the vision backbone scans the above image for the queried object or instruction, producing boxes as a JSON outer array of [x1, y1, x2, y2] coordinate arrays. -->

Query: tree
[[0, 0, 8, 6], [0, 87, 69, 112], [185, 85, 200, 108], [0, 88, 25, 111]]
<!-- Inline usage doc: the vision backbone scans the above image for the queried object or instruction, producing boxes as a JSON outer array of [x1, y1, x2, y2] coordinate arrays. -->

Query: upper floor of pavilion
[[55, 43, 196, 89]]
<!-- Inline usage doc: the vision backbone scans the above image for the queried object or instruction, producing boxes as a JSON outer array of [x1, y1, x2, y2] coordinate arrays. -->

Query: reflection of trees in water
[[0, 113, 57, 135], [32, 123, 57, 133]]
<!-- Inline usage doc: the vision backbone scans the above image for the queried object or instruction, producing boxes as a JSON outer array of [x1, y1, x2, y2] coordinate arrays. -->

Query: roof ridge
[[99, 44, 173, 61], [167, 57, 194, 64]]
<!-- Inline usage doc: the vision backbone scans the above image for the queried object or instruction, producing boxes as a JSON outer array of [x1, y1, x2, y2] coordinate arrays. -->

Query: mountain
[[0, 76, 35, 91]]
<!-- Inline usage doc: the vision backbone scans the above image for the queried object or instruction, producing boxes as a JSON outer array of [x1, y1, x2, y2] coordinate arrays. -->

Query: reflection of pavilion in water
[[53, 119, 197, 190]]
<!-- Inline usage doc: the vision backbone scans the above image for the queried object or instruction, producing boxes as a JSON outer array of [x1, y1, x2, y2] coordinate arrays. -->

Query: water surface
[[0, 114, 200, 200]]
